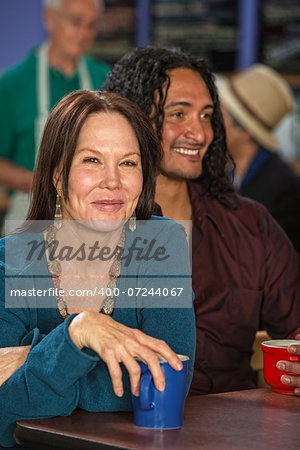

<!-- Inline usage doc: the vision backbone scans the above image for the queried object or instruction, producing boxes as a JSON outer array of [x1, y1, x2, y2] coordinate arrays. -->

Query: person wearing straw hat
[[0, 0, 110, 234], [216, 64, 300, 252]]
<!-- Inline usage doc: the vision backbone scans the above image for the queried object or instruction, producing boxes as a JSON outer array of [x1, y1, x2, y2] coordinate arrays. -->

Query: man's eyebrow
[[165, 101, 191, 109], [165, 101, 214, 110]]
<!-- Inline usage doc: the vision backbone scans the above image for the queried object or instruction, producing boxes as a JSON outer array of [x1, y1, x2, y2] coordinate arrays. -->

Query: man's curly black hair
[[102, 46, 234, 204]]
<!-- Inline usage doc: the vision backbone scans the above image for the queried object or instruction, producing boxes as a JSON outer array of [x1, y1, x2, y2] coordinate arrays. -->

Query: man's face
[[46, 0, 101, 60], [159, 68, 214, 180], [221, 106, 251, 159]]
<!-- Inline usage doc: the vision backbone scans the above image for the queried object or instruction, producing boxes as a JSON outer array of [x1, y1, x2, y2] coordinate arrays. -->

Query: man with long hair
[[102, 46, 300, 396]]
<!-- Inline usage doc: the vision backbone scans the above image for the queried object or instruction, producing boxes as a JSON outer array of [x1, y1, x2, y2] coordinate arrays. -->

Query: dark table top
[[15, 388, 300, 450]]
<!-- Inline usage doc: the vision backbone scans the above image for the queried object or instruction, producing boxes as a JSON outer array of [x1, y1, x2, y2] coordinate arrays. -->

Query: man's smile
[[171, 147, 200, 156]]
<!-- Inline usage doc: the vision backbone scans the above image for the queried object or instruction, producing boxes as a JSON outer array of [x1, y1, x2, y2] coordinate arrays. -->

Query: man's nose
[[76, 21, 97, 38], [184, 117, 206, 143]]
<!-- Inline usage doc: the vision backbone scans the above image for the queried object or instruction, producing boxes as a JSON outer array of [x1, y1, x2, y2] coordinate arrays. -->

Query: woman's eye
[[84, 157, 98, 163], [122, 160, 136, 166]]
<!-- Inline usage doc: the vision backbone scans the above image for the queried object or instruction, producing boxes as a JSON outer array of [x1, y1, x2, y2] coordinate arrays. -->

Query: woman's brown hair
[[27, 90, 162, 224]]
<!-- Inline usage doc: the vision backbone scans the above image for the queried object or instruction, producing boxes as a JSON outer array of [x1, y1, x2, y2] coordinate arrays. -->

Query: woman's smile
[[91, 198, 125, 212]]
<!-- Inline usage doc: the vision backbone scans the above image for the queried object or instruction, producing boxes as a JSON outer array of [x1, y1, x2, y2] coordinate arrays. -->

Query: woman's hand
[[0, 346, 30, 386], [276, 334, 300, 396], [68, 311, 183, 397]]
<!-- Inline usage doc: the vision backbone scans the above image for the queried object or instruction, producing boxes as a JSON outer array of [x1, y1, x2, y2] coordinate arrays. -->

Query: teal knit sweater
[[0, 217, 195, 447]]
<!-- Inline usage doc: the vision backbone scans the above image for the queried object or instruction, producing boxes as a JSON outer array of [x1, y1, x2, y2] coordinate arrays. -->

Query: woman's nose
[[98, 167, 121, 190]]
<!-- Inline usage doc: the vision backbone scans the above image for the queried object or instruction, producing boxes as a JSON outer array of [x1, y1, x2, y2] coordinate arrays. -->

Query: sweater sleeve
[[0, 246, 100, 448], [0, 310, 99, 448]]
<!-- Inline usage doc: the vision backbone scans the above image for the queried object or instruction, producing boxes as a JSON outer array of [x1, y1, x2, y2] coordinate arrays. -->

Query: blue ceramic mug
[[131, 354, 189, 429]]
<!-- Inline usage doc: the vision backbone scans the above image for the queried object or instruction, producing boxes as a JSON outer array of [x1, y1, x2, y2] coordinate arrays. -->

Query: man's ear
[[44, 6, 55, 34]]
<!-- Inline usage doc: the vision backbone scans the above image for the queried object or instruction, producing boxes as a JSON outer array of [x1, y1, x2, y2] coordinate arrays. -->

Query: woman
[[0, 91, 195, 447]]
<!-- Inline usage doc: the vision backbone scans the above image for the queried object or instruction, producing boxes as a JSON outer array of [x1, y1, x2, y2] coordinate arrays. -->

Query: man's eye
[[171, 112, 183, 118], [66, 16, 82, 27], [200, 113, 212, 120], [84, 157, 98, 163]]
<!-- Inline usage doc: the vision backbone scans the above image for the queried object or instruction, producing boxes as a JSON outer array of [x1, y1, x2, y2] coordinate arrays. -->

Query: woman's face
[[56, 112, 143, 224]]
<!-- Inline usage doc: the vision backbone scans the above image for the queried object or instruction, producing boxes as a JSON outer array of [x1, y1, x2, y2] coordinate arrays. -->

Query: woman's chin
[[80, 215, 127, 233]]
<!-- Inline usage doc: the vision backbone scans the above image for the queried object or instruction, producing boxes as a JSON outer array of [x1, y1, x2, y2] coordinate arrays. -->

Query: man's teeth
[[172, 147, 199, 155]]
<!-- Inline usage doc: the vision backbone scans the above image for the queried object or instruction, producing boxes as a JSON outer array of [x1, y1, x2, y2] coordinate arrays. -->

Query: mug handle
[[140, 370, 154, 410]]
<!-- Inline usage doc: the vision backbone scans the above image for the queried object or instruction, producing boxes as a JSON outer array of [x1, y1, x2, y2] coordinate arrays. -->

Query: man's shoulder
[[217, 191, 271, 222], [263, 153, 300, 185], [229, 193, 270, 220], [189, 180, 271, 226], [249, 151, 300, 184], [84, 55, 110, 87]]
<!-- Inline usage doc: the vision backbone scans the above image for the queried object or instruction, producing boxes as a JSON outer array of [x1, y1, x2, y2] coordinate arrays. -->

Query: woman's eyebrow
[[75, 148, 141, 157]]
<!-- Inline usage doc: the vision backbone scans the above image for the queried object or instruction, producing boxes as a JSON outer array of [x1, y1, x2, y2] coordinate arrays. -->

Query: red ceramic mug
[[261, 340, 300, 394]]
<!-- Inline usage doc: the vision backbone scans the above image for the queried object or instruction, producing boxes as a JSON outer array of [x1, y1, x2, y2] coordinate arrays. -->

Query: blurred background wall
[[0, 0, 46, 72]]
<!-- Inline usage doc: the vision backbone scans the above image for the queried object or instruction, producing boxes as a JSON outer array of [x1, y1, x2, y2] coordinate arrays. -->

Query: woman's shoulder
[[125, 216, 188, 261], [142, 216, 188, 239], [0, 234, 21, 257], [0, 234, 25, 273], [0, 232, 45, 275], [150, 215, 187, 229]]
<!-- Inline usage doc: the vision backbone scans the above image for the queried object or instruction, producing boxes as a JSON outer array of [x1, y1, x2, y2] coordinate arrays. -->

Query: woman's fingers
[[96, 318, 182, 372], [117, 348, 142, 396], [104, 332, 164, 395], [132, 329, 183, 371], [104, 350, 124, 397], [140, 350, 165, 392], [119, 329, 183, 392], [68, 312, 181, 396]]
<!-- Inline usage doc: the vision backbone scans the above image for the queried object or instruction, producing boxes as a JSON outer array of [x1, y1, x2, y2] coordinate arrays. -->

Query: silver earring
[[54, 190, 62, 230], [129, 211, 136, 232]]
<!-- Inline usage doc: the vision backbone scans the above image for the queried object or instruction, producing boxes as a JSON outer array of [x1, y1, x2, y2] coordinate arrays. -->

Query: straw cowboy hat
[[216, 64, 294, 150]]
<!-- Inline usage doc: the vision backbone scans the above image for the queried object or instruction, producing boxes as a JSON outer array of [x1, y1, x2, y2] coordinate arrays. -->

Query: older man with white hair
[[0, 0, 109, 230]]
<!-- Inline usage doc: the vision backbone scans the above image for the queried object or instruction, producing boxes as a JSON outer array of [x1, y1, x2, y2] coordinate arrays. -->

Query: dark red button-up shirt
[[188, 181, 300, 395]]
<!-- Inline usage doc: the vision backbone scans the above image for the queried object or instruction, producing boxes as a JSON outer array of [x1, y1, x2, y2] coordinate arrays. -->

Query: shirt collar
[[188, 181, 236, 239]]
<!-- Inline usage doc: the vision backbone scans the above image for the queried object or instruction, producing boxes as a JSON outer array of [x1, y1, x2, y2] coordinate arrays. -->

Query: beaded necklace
[[46, 225, 125, 319]]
